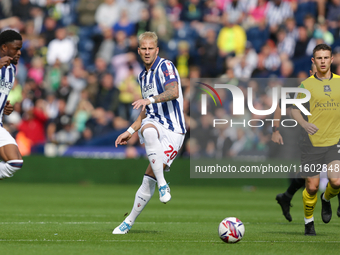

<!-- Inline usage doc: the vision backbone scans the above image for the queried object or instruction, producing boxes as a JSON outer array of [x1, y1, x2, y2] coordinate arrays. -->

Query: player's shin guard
[[143, 128, 166, 187], [303, 188, 317, 220], [0, 160, 23, 179], [324, 182, 340, 201], [125, 175, 156, 226]]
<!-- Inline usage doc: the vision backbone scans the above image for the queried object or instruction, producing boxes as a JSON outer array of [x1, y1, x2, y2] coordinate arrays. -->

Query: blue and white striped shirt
[[266, 1, 293, 26], [138, 56, 186, 134], [0, 63, 16, 125]]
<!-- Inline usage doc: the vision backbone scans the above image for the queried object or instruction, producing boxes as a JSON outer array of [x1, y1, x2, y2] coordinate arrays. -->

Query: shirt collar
[[144, 56, 161, 73], [314, 72, 333, 81]]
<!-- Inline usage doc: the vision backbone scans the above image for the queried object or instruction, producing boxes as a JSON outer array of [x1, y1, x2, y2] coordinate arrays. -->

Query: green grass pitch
[[0, 183, 339, 255]]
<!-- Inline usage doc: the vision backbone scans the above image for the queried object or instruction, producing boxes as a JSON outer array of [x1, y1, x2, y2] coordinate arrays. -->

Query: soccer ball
[[218, 217, 245, 243]]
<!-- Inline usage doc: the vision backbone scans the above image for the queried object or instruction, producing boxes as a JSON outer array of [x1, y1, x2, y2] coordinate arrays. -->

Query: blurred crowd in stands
[[2, 0, 340, 158]]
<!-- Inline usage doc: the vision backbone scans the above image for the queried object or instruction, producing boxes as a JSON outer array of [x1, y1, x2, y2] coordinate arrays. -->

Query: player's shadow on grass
[[266, 231, 327, 236], [130, 230, 160, 234]]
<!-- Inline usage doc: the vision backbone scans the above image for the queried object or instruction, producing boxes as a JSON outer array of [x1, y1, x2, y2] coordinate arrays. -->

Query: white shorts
[[138, 118, 185, 171], [0, 125, 18, 147]]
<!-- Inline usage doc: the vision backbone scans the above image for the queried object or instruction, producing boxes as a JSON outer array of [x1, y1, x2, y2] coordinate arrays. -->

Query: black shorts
[[300, 140, 340, 177]]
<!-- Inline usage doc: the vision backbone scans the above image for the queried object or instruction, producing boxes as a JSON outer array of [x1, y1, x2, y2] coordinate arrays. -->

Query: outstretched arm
[[132, 81, 179, 111]]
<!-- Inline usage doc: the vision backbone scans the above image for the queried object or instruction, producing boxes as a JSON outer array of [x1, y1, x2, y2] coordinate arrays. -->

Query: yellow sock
[[302, 188, 317, 219], [324, 182, 340, 201]]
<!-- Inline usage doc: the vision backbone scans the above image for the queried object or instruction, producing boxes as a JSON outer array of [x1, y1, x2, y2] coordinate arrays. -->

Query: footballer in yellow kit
[[297, 73, 340, 147], [292, 44, 340, 236]]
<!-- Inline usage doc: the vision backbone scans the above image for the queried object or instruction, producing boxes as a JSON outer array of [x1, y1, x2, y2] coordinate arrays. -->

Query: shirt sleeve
[[159, 60, 178, 87]]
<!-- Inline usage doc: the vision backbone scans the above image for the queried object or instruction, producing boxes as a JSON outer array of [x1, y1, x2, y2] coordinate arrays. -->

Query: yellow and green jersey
[[296, 73, 340, 147]]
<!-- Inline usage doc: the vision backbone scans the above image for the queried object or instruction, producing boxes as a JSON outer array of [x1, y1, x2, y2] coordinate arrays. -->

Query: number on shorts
[[164, 145, 178, 160]]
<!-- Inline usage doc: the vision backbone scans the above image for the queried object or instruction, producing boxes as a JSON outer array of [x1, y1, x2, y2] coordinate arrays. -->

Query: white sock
[[304, 216, 314, 224], [125, 175, 156, 226], [0, 160, 23, 179], [143, 128, 166, 187]]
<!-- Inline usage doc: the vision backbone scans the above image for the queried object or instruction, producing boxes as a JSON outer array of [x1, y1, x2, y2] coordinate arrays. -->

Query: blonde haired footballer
[[113, 32, 186, 234], [292, 44, 340, 235]]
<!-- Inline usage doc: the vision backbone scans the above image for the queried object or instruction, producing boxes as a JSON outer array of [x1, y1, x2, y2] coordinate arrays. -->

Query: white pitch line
[[0, 222, 199, 225], [0, 239, 339, 243]]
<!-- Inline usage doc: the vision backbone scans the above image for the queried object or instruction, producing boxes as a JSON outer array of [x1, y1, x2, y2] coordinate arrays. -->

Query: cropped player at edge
[[292, 44, 340, 236], [113, 32, 186, 234], [274, 63, 340, 222], [0, 30, 24, 180]]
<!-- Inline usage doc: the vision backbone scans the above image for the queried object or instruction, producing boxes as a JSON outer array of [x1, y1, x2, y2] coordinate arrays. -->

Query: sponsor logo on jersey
[[143, 83, 154, 93], [0, 79, 13, 90], [163, 70, 175, 77], [324, 85, 331, 92]]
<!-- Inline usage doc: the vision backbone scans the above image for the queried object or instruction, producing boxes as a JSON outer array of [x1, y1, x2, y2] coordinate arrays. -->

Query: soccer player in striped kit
[[0, 30, 24, 180], [113, 32, 186, 234]]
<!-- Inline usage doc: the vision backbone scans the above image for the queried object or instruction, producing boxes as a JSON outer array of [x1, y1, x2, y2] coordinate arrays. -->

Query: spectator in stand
[[263, 40, 281, 71], [234, 55, 255, 79], [197, 29, 220, 77], [135, 8, 151, 36], [203, 0, 221, 25], [0, 0, 11, 19], [326, 0, 340, 29], [150, 5, 173, 46], [118, 65, 142, 121], [24, 78, 46, 103], [247, 0, 268, 28], [76, 107, 114, 145], [95, 73, 120, 116], [65, 64, 88, 115], [18, 99, 48, 146], [180, 0, 204, 22], [285, 17, 299, 40], [314, 22, 334, 45], [96, 27, 115, 64], [53, 116, 80, 145], [45, 59, 62, 92], [166, 0, 183, 23], [76, 0, 102, 27], [277, 28, 296, 58], [27, 56, 44, 86], [174, 40, 192, 78], [12, 0, 35, 22], [111, 52, 142, 85], [46, 27, 76, 68], [304, 14, 316, 39], [94, 57, 110, 83], [46, 99, 69, 141], [45, 93, 59, 120], [217, 14, 247, 57], [113, 9, 135, 37], [224, 0, 247, 25], [113, 30, 128, 56], [41, 16, 58, 46], [95, 0, 122, 30], [56, 74, 72, 102], [119, 0, 145, 24], [84, 73, 99, 107], [73, 91, 94, 133], [266, 0, 293, 40], [244, 41, 258, 69], [293, 26, 316, 58]]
